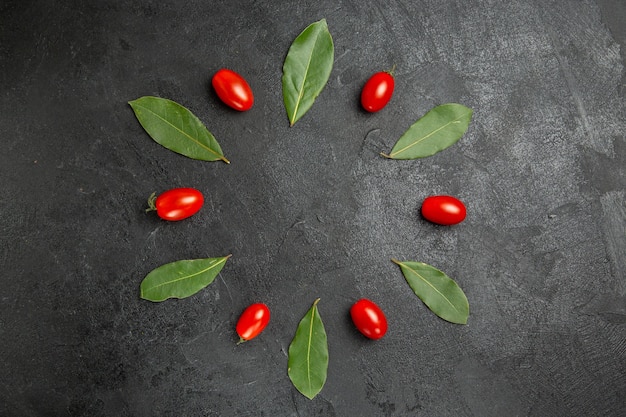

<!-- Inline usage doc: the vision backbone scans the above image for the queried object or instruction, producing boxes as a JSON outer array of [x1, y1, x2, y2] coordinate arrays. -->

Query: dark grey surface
[[1, 0, 625, 416]]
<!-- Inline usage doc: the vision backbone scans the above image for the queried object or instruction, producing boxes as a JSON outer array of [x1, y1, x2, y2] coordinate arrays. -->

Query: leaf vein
[[135, 103, 223, 160], [290, 29, 320, 125], [306, 303, 316, 394], [402, 262, 461, 313], [390, 110, 470, 158], [144, 259, 226, 292]]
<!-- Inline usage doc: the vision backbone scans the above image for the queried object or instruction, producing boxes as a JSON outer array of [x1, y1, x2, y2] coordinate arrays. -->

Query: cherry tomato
[[350, 299, 388, 340], [361, 70, 395, 112], [236, 303, 270, 343], [147, 188, 204, 221], [421, 195, 467, 226], [211, 68, 254, 111]]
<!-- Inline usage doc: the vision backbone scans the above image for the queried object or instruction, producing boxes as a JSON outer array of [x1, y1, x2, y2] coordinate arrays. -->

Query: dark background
[[1, 0, 625, 416]]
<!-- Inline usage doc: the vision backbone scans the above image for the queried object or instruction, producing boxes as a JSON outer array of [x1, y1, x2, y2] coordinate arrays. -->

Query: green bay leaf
[[140, 255, 231, 302], [282, 19, 334, 126], [288, 298, 328, 400], [392, 259, 469, 324], [129, 96, 229, 163], [382, 103, 473, 159]]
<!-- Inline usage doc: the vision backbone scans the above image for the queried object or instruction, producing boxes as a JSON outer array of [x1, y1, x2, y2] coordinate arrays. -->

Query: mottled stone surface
[[1, 0, 624, 416]]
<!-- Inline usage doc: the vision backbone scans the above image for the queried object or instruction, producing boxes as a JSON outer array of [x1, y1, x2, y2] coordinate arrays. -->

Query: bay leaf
[[129, 96, 229, 163], [282, 19, 334, 126], [288, 298, 328, 400], [392, 259, 469, 324], [382, 103, 473, 159], [140, 255, 231, 302]]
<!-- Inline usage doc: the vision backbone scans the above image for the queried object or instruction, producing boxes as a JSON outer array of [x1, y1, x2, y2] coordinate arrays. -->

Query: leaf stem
[[220, 155, 231, 164], [380, 152, 392, 159]]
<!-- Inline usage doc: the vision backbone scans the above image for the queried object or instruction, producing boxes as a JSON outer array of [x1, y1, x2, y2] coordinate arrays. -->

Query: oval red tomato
[[350, 299, 388, 340], [361, 70, 395, 112], [421, 195, 467, 226], [236, 303, 270, 343], [211, 68, 254, 111], [147, 188, 204, 221]]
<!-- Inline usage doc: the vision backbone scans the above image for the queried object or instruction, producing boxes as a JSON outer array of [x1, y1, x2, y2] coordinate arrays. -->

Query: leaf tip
[[139, 290, 154, 302], [128, 98, 143, 108]]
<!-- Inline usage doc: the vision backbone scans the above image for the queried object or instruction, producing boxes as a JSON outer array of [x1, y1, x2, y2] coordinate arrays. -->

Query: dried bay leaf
[[382, 103, 473, 159], [140, 255, 231, 302], [129, 96, 229, 163], [392, 259, 469, 324], [282, 19, 334, 126], [288, 298, 328, 399]]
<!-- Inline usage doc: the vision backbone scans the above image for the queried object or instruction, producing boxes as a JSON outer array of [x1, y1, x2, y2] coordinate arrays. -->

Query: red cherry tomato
[[236, 303, 270, 343], [350, 299, 388, 340], [211, 68, 254, 111], [147, 188, 204, 221], [421, 195, 467, 226], [361, 70, 395, 112]]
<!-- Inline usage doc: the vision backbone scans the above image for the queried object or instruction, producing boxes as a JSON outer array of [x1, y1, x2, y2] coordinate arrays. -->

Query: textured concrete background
[[1, 0, 624, 416]]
